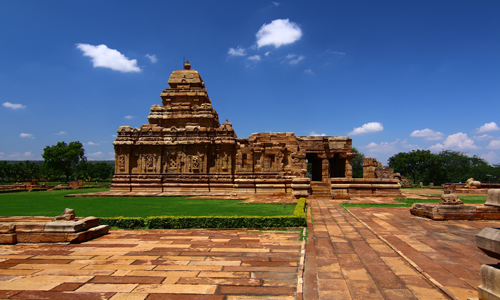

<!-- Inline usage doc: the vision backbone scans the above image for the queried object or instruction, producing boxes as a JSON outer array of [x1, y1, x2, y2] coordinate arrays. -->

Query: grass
[[0, 188, 296, 218], [340, 195, 487, 210]]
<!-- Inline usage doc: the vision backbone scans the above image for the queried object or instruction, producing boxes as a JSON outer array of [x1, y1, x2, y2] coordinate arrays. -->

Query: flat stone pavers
[[0, 228, 302, 299]]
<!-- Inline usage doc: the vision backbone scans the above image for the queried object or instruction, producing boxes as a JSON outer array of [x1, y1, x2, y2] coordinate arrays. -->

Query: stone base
[[410, 203, 500, 220], [479, 264, 500, 300], [455, 188, 488, 194], [0, 217, 108, 244]]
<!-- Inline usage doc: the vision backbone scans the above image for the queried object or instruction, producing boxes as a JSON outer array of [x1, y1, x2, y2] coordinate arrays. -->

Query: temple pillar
[[322, 158, 330, 183]]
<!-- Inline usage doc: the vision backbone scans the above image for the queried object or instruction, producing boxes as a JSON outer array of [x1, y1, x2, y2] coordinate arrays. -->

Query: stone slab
[[44, 221, 85, 233]]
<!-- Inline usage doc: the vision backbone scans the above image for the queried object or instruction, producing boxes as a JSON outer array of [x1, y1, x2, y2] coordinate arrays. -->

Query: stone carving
[[54, 208, 75, 221], [465, 178, 481, 189], [440, 193, 463, 205]]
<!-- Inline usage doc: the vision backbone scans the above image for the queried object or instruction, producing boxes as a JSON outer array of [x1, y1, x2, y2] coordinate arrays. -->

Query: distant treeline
[[0, 160, 114, 182], [388, 150, 500, 186]]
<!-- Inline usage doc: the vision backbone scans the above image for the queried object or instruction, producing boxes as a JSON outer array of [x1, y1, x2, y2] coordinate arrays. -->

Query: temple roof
[[167, 60, 205, 89]]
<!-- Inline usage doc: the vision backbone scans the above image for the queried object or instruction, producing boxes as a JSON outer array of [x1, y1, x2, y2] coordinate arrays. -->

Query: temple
[[111, 61, 402, 198]]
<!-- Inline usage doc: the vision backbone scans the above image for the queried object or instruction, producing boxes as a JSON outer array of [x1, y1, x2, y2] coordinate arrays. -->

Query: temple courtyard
[[0, 191, 497, 300]]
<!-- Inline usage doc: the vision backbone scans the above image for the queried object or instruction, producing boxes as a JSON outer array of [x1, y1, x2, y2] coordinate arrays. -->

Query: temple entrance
[[306, 153, 322, 182], [329, 153, 346, 178]]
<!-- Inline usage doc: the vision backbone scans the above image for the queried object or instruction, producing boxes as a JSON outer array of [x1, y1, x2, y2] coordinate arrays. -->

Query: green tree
[[388, 150, 434, 184], [352, 147, 365, 178], [42, 141, 86, 182]]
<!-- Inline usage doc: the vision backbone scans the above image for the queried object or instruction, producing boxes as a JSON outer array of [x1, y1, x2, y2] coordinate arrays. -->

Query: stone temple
[[111, 61, 401, 198]]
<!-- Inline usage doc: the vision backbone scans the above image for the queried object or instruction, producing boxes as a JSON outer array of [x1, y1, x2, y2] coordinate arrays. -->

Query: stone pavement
[[1, 197, 498, 300], [304, 198, 500, 300], [0, 229, 302, 299]]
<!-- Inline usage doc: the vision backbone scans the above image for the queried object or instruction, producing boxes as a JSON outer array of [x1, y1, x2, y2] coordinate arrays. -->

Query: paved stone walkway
[[304, 198, 500, 300], [1, 197, 499, 300], [349, 205, 500, 300], [0, 229, 302, 299]]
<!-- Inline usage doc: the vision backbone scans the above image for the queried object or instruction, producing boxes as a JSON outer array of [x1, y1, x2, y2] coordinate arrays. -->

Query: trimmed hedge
[[0, 189, 29, 194], [100, 198, 307, 229], [29, 188, 47, 192]]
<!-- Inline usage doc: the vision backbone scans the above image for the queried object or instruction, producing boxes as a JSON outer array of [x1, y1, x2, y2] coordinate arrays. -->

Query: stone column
[[345, 158, 353, 178], [322, 158, 330, 183]]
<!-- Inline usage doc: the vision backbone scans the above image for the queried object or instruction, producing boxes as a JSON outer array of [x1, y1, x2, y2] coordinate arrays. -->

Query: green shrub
[[53, 187, 72, 190], [98, 199, 307, 229], [99, 217, 145, 229], [29, 188, 47, 192], [0, 189, 29, 194]]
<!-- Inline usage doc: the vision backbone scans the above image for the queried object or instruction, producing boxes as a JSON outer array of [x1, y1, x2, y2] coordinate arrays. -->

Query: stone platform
[[410, 203, 500, 220], [0, 217, 109, 245], [454, 188, 488, 194]]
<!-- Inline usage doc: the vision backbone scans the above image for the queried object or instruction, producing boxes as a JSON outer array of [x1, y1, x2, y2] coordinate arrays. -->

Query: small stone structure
[[476, 207, 500, 300], [411, 189, 500, 220], [109, 62, 402, 199], [0, 209, 108, 244]]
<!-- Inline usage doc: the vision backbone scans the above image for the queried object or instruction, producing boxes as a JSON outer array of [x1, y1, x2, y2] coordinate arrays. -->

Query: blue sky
[[1, 1, 499, 165]]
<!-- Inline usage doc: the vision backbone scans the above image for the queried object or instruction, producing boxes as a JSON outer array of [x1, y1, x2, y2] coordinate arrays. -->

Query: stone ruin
[[476, 190, 500, 299], [0, 208, 108, 245], [411, 189, 500, 221], [110, 61, 402, 199]]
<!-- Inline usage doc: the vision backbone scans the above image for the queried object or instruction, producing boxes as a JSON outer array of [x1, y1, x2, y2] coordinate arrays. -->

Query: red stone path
[[304, 198, 499, 300], [0, 229, 302, 299]]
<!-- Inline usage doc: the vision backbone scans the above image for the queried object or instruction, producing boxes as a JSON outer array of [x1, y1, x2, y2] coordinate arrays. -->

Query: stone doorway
[[306, 153, 322, 182], [329, 153, 346, 178]]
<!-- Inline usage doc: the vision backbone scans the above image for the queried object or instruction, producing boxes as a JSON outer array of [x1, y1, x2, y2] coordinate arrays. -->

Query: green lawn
[[341, 195, 487, 209], [0, 188, 295, 218]]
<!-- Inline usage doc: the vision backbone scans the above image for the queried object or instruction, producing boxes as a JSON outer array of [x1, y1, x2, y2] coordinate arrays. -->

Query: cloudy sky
[[1, 1, 499, 164]]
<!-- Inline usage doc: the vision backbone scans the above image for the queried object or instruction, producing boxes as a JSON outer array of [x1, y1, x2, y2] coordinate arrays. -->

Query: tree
[[352, 147, 365, 178], [42, 141, 86, 182], [388, 150, 434, 184]]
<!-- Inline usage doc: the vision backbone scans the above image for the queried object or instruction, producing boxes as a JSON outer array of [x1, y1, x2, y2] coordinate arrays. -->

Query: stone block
[[478, 263, 500, 300], [44, 221, 85, 233], [80, 217, 99, 230], [485, 189, 500, 207], [0, 233, 17, 244], [14, 222, 46, 233], [0, 223, 15, 234], [477, 227, 500, 260]]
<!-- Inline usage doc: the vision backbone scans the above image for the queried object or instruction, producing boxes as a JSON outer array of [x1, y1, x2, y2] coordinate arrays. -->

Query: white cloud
[[401, 140, 421, 150], [87, 151, 104, 160], [84, 141, 100, 146], [348, 122, 384, 135], [145, 54, 158, 63], [3, 102, 26, 110], [55, 131, 67, 135], [228, 47, 246, 57], [20, 133, 34, 139], [247, 55, 261, 61], [8, 152, 34, 159], [429, 132, 479, 152], [304, 68, 314, 75], [331, 51, 346, 56], [256, 19, 302, 48], [272, 1, 280, 6], [0, 152, 5, 158], [487, 139, 500, 150], [410, 128, 444, 141], [124, 115, 135, 119], [364, 140, 398, 154], [481, 151, 499, 164], [474, 134, 493, 141], [310, 131, 326, 137], [76, 43, 141, 73], [285, 54, 305, 65], [264, 51, 271, 56], [477, 122, 500, 133]]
